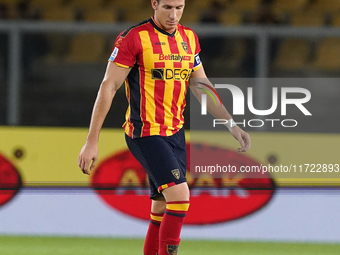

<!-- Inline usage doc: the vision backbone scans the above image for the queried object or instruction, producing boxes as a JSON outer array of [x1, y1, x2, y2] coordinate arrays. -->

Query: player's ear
[[151, 0, 158, 10]]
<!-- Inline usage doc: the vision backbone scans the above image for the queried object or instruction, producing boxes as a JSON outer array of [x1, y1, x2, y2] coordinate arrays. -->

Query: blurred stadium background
[[0, 0, 340, 254], [1, 0, 340, 127]]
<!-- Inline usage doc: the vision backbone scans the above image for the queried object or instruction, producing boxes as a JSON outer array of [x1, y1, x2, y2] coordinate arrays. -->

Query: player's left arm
[[189, 65, 251, 152]]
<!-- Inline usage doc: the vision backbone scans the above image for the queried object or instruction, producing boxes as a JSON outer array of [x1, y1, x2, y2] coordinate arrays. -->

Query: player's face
[[152, 0, 185, 32]]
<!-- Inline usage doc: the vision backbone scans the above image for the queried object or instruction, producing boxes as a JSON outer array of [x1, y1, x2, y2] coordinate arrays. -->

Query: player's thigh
[[162, 182, 190, 202]]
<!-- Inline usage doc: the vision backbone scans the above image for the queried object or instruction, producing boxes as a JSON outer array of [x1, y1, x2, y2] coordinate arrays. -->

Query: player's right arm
[[78, 62, 131, 175]]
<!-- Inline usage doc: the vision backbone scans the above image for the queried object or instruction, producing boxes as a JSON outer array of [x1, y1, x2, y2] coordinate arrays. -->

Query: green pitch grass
[[0, 236, 340, 255]]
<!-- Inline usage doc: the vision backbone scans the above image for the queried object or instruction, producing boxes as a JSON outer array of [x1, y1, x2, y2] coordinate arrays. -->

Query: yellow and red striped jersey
[[109, 17, 201, 138]]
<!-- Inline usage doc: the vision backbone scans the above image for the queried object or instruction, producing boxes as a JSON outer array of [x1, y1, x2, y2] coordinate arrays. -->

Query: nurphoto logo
[[199, 83, 312, 128]]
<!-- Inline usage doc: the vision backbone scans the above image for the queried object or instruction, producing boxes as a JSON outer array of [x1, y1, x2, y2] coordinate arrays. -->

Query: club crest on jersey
[[181, 42, 188, 53], [171, 169, 180, 180], [167, 244, 179, 255]]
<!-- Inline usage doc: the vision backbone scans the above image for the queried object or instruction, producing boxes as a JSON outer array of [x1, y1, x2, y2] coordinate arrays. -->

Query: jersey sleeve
[[193, 31, 201, 55], [109, 30, 140, 68], [192, 32, 202, 71]]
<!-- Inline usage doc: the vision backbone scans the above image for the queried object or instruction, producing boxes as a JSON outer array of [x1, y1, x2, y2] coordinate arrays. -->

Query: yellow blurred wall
[[0, 126, 339, 186]]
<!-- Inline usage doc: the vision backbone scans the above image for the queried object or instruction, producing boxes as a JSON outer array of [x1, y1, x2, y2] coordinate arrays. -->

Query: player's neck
[[152, 16, 176, 34]]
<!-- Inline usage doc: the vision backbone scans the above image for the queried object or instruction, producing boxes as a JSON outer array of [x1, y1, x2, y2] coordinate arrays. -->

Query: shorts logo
[[171, 169, 180, 180], [181, 42, 188, 53], [167, 244, 179, 255], [109, 47, 119, 62]]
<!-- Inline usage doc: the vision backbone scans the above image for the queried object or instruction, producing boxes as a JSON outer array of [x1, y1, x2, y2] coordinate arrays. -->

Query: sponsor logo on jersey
[[109, 47, 119, 62], [159, 54, 191, 62], [151, 68, 192, 81], [115, 37, 123, 48], [155, 42, 166, 45]]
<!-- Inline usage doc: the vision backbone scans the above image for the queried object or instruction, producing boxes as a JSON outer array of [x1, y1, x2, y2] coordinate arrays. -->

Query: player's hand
[[230, 126, 251, 152], [78, 142, 98, 175]]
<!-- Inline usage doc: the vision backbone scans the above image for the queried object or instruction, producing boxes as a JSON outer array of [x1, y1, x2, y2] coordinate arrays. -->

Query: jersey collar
[[150, 17, 177, 38]]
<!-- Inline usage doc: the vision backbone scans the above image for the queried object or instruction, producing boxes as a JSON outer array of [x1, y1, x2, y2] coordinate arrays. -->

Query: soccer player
[[78, 0, 251, 255]]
